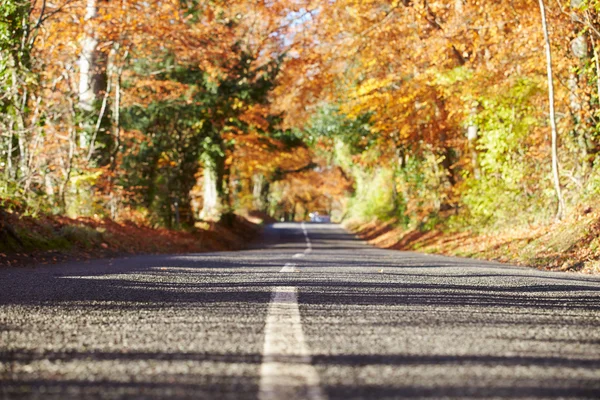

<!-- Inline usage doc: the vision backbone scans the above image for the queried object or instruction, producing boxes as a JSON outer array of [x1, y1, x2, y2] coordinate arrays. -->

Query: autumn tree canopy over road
[[2, 0, 600, 233]]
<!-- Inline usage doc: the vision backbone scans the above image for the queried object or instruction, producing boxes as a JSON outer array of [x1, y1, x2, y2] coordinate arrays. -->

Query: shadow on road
[[2, 223, 600, 399]]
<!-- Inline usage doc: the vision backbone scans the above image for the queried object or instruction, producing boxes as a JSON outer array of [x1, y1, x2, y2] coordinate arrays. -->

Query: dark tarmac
[[1, 223, 600, 399]]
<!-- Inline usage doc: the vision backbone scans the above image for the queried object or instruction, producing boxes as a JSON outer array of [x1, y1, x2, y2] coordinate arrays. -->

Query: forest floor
[[0, 208, 267, 267], [346, 208, 600, 274]]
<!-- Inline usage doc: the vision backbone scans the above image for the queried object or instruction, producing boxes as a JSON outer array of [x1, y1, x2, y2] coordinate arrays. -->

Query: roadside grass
[[0, 209, 261, 267], [58, 225, 104, 249], [346, 208, 600, 274]]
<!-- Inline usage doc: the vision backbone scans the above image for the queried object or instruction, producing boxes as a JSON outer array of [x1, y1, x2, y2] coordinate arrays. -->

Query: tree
[[539, 0, 566, 220]]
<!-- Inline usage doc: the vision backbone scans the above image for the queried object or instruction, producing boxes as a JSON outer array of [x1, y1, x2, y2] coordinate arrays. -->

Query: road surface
[[1, 223, 600, 399]]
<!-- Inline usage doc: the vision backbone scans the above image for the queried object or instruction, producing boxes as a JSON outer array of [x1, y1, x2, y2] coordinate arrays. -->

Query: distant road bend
[[2, 223, 600, 399]]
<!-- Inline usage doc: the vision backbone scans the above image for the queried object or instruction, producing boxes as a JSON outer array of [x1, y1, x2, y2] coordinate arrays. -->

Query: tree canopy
[[2, 0, 600, 230]]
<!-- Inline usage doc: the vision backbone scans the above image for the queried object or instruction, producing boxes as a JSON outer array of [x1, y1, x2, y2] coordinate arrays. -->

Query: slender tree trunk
[[252, 173, 270, 212], [16, 121, 27, 182], [78, 0, 106, 149], [591, 34, 600, 103], [11, 67, 28, 183], [5, 121, 14, 184], [79, 0, 99, 112], [434, 97, 457, 186], [111, 58, 123, 170], [467, 110, 480, 180], [221, 141, 233, 211], [200, 153, 221, 220], [539, 0, 566, 220], [59, 97, 78, 213], [106, 49, 127, 220], [173, 197, 180, 229], [252, 174, 264, 210], [44, 174, 55, 201], [86, 61, 112, 161], [59, 125, 76, 213], [23, 95, 44, 193]]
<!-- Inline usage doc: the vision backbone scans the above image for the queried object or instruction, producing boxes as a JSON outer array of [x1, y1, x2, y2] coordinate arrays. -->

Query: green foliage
[[305, 104, 373, 154], [59, 225, 104, 249], [270, 127, 305, 148], [347, 167, 397, 221], [120, 48, 283, 227], [583, 158, 600, 197], [305, 106, 407, 223], [0, 220, 107, 253], [395, 151, 448, 229], [459, 78, 552, 228], [0, 1, 40, 210], [0, 0, 33, 115], [2, 224, 71, 253], [307, 79, 557, 232], [0, 0, 31, 73], [121, 97, 211, 227]]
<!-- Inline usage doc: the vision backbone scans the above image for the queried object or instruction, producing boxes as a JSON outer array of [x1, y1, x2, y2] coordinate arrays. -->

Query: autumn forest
[[3, 0, 600, 268]]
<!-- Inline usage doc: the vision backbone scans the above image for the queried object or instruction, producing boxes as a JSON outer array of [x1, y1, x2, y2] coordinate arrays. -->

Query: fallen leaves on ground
[[347, 209, 600, 274]]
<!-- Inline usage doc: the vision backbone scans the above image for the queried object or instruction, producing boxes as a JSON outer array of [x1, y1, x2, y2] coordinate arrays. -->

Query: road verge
[[0, 209, 261, 267], [346, 211, 600, 274]]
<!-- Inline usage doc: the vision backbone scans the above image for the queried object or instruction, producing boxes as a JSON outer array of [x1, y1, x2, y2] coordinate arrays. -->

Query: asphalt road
[[2, 223, 600, 399]]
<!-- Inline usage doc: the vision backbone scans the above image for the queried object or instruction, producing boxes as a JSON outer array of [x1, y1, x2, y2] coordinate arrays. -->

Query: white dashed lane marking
[[259, 223, 324, 400], [280, 263, 296, 273], [258, 286, 325, 400], [301, 222, 312, 253]]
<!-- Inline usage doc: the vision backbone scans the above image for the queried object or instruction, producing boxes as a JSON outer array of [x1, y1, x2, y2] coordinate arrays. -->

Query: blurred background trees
[[277, 0, 600, 231], [2, 0, 600, 233]]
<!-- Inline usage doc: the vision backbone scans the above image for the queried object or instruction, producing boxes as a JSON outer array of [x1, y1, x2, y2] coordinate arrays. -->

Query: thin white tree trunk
[[79, 0, 98, 110], [5, 121, 14, 183], [539, 0, 565, 220], [111, 50, 127, 170], [86, 52, 113, 162], [200, 161, 220, 220], [252, 173, 265, 210], [78, 0, 101, 148]]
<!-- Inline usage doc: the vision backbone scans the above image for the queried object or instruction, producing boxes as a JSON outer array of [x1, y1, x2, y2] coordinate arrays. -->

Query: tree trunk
[[16, 116, 27, 182], [467, 119, 481, 180], [78, 0, 107, 149], [110, 55, 123, 171], [199, 152, 222, 220], [173, 197, 180, 229], [539, 0, 566, 220], [434, 96, 457, 186], [4, 121, 14, 186], [591, 34, 600, 104], [10, 67, 29, 184], [59, 124, 76, 213], [252, 173, 270, 212]]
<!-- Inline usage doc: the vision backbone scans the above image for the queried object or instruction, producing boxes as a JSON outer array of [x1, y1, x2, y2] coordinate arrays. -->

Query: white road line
[[301, 222, 312, 253], [280, 263, 296, 273], [258, 286, 325, 400], [258, 224, 324, 400], [305, 242, 312, 254], [293, 253, 305, 259]]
